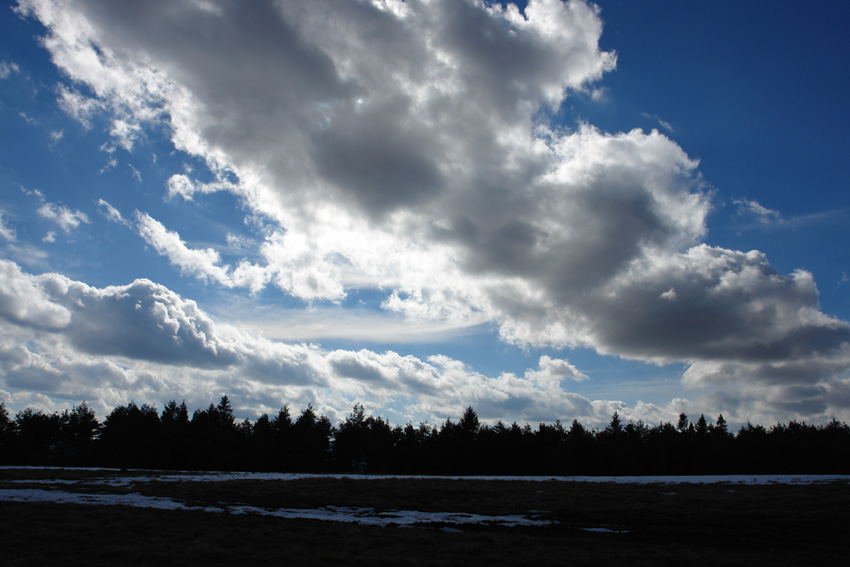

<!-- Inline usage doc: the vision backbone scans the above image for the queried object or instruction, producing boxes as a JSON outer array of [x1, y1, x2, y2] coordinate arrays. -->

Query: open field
[[1, 469, 849, 566]]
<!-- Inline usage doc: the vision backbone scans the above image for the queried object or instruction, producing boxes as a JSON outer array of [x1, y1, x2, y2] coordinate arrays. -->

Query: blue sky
[[1, 0, 849, 429]]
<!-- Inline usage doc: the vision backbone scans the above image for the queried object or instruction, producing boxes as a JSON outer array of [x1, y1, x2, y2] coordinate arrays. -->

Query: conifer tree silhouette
[[4, 395, 850, 474]]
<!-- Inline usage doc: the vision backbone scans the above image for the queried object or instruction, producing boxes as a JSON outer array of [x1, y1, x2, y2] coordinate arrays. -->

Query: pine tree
[[607, 411, 623, 434], [695, 414, 708, 437], [714, 414, 729, 436], [292, 404, 333, 471], [60, 402, 100, 463], [0, 402, 14, 437], [459, 406, 480, 436], [100, 402, 160, 468], [161, 400, 189, 427], [568, 418, 588, 439], [160, 400, 189, 469], [0, 403, 12, 464], [15, 408, 61, 464], [335, 403, 370, 471], [676, 413, 690, 433], [272, 405, 293, 470], [216, 395, 235, 430]]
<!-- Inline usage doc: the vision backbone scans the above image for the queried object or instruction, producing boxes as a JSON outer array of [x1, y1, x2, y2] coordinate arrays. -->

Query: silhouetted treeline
[[2, 399, 849, 475]]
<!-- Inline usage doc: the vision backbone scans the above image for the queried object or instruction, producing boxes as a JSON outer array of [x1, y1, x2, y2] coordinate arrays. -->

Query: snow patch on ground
[[4, 468, 848, 486], [4, 469, 845, 531], [0, 488, 551, 528], [0, 488, 195, 511]]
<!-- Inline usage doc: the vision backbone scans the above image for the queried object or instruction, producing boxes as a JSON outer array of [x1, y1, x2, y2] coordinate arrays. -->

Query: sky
[[1, 0, 849, 429]]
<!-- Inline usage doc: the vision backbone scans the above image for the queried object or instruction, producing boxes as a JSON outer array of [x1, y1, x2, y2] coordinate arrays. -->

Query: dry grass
[[1, 469, 848, 566]]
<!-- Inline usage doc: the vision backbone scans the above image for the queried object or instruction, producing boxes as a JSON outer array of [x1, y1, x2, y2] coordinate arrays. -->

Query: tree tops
[[1, 397, 848, 475]]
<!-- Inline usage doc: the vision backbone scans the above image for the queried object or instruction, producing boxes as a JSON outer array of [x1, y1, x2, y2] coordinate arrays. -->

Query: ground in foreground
[[1, 469, 847, 566]]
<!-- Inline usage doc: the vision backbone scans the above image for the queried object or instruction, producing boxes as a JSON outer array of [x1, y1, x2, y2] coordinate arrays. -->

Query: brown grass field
[[1, 468, 848, 566]]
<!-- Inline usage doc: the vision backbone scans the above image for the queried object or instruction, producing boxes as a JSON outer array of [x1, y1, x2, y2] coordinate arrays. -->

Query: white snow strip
[[0, 488, 551, 527], [0, 488, 194, 511], [228, 504, 552, 527], [3, 467, 848, 486], [87, 472, 850, 486], [0, 466, 122, 471]]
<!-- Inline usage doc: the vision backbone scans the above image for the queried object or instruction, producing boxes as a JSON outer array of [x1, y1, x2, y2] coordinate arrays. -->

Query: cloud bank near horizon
[[2, 0, 849, 426], [0, 258, 609, 424]]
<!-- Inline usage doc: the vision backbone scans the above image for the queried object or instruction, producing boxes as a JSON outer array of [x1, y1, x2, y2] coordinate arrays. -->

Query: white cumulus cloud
[[0, 258, 613, 424]]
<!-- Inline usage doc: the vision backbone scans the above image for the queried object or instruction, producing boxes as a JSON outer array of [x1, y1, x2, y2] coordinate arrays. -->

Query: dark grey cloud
[[585, 246, 850, 366], [78, 0, 351, 108], [240, 347, 327, 387], [329, 356, 389, 385], [46, 277, 241, 368], [32, 0, 613, 222], [0, 258, 238, 368], [311, 98, 447, 217], [472, 391, 594, 423], [3, 364, 60, 393], [433, 0, 605, 112]]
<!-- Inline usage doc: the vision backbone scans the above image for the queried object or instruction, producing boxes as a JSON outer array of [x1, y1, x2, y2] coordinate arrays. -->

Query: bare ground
[[1, 469, 847, 566]]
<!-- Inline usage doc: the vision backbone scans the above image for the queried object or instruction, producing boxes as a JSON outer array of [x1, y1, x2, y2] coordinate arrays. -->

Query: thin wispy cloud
[[0, 211, 16, 241], [835, 272, 849, 293], [225, 306, 487, 344], [48, 128, 63, 147], [641, 112, 674, 133], [98, 157, 118, 174], [128, 164, 142, 182], [733, 198, 783, 225], [96, 199, 130, 227], [0, 60, 19, 79], [732, 198, 847, 231]]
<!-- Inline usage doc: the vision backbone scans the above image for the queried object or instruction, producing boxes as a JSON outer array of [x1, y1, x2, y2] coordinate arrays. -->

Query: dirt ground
[[1, 469, 847, 566]]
